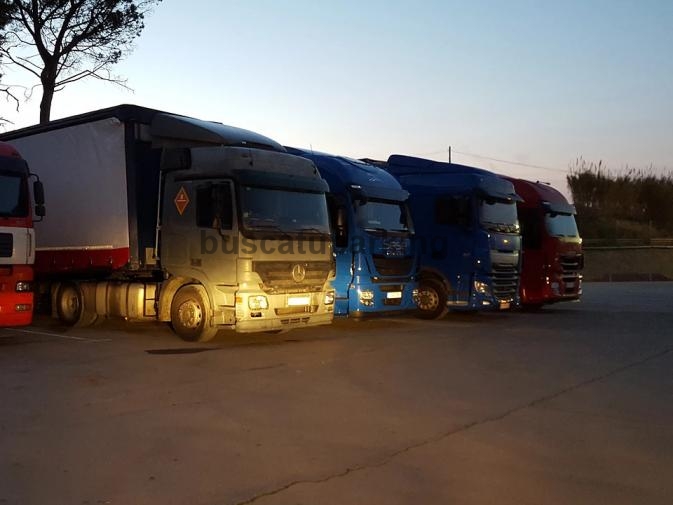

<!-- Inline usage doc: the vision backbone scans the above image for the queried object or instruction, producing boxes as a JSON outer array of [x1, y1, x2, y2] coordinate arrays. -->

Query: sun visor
[[350, 184, 409, 202], [477, 177, 523, 202], [542, 200, 576, 214], [234, 169, 329, 193]]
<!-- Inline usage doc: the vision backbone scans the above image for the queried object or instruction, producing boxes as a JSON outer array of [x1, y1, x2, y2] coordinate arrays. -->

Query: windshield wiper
[[299, 227, 328, 235], [246, 223, 283, 231]]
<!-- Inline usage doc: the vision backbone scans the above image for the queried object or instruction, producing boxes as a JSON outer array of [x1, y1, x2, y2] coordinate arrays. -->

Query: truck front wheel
[[170, 285, 218, 342], [415, 279, 449, 320]]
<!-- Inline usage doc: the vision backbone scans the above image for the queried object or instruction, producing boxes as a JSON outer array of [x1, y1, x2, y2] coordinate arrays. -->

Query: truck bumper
[[342, 278, 417, 317], [231, 288, 334, 333], [522, 273, 583, 305], [0, 266, 34, 327], [233, 311, 333, 333]]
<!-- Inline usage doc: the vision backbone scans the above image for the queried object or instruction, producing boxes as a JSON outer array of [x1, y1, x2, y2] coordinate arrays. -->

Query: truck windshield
[[355, 200, 410, 234], [545, 213, 579, 237], [479, 199, 519, 232], [0, 171, 28, 218], [240, 186, 330, 236]]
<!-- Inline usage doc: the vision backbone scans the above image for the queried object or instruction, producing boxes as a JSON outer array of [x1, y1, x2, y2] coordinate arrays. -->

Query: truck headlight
[[248, 295, 269, 310], [324, 291, 335, 305], [473, 280, 490, 295], [358, 289, 374, 307], [15, 281, 33, 292]]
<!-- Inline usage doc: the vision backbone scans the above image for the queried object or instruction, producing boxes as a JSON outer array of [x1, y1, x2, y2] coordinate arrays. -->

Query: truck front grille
[[253, 260, 332, 294], [372, 256, 413, 277], [561, 254, 583, 273], [491, 263, 519, 301], [0, 233, 13, 258], [560, 254, 583, 294]]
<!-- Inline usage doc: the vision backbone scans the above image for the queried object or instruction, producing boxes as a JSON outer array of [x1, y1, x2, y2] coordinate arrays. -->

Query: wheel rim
[[418, 287, 439, 312], [59, 285, 81, 321], [177, 299, 203, 329]]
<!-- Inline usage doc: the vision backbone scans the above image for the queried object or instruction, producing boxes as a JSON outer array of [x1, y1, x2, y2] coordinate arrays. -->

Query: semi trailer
[[285, 148, 417, 316], [0, 105, 335, 340]]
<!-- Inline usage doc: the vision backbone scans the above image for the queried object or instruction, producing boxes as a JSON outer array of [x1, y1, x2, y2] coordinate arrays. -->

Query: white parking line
[[0, 327, 111, 343]]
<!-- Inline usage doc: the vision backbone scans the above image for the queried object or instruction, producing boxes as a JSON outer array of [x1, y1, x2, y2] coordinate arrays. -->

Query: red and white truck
[[506, 177, 583, 308], [0, 142, 45, 327]]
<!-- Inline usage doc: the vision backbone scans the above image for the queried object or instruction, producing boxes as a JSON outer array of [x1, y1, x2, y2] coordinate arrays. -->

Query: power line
[[414, 148, 568, 173]]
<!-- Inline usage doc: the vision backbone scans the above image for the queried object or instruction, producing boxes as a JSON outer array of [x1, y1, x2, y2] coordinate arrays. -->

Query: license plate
[[386, 291, 402, 299], [499, 301, 511, 310], [288, 296, 311, 306], [566, 282, 575, 289]]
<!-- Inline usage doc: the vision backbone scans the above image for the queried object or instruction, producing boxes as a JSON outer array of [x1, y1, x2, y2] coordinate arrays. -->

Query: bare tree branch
[[3, 0, 161, 123]]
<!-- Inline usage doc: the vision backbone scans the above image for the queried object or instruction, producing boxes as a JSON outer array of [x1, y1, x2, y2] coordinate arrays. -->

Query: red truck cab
[[0, 142, 43, 326], [506, 178, 583, 308]]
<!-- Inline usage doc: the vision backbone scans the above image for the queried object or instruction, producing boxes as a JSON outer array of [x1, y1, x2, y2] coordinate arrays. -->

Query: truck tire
[[170, 285, 218, 342], [55, 282, 98, 327], [415, 278, 449, 320]]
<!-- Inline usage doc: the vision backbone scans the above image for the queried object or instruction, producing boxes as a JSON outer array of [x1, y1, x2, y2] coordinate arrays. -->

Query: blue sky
[[2, 0, 672, 197]]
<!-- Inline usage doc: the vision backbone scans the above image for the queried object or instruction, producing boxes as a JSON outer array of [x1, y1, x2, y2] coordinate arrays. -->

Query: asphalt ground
[[1, 282, 672, 505]]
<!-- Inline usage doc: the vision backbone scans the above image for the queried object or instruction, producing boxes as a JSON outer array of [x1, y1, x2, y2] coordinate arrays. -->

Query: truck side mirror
[[33, 180, 45, 219], [335, 206, 348, 248], [33, 180, 45, 205]]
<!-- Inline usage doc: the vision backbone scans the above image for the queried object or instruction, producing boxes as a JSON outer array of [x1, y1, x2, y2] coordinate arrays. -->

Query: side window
[[519, 208, 542, 249], [435, 196, 470, 227], [196, 182, 233, 230]]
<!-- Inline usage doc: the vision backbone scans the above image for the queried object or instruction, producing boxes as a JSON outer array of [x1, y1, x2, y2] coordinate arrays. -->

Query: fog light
[[412, 288, 420, 304], [358, 289, 374, 302], [15, 304, 32, 312], [473, 280, 490, 295], [248, 295, 269, 310], [324, 290, 335, 305], [15, 281, 33, 292]]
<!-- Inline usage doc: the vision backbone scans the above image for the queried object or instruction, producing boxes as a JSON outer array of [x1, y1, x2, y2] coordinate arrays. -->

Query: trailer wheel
[[170, 285, 218, 342], [415, 279, 449, 320]]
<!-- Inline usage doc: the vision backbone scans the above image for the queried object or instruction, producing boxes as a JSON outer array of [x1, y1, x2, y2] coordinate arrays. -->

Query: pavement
[[1, 282, 672, 505]]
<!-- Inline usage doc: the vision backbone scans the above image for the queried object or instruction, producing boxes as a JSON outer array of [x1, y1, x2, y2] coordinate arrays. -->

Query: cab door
[[161, 177, 237, 287]]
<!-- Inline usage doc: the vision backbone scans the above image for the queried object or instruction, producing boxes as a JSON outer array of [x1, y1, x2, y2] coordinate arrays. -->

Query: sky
[[1, 0, 672, 198]]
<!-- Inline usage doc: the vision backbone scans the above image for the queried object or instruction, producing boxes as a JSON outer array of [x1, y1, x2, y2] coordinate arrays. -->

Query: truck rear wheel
[[55, 282, 97, 327], [415, 279, 449, 320], [55, 282, 82, 325], [170, 285, 218, 342]]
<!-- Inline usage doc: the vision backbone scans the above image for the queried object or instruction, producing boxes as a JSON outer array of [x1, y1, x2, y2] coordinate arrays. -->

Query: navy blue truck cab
[[286, 148, 418, 317], [366, 155, 521, 319]]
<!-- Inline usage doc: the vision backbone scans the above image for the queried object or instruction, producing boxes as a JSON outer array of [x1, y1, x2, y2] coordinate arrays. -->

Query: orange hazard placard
[[174, 187, 190, 215]]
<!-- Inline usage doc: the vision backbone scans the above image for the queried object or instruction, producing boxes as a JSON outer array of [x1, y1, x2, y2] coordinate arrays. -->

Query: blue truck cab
[[286, 148, 418, 317], [367, 155, 521, 319]]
